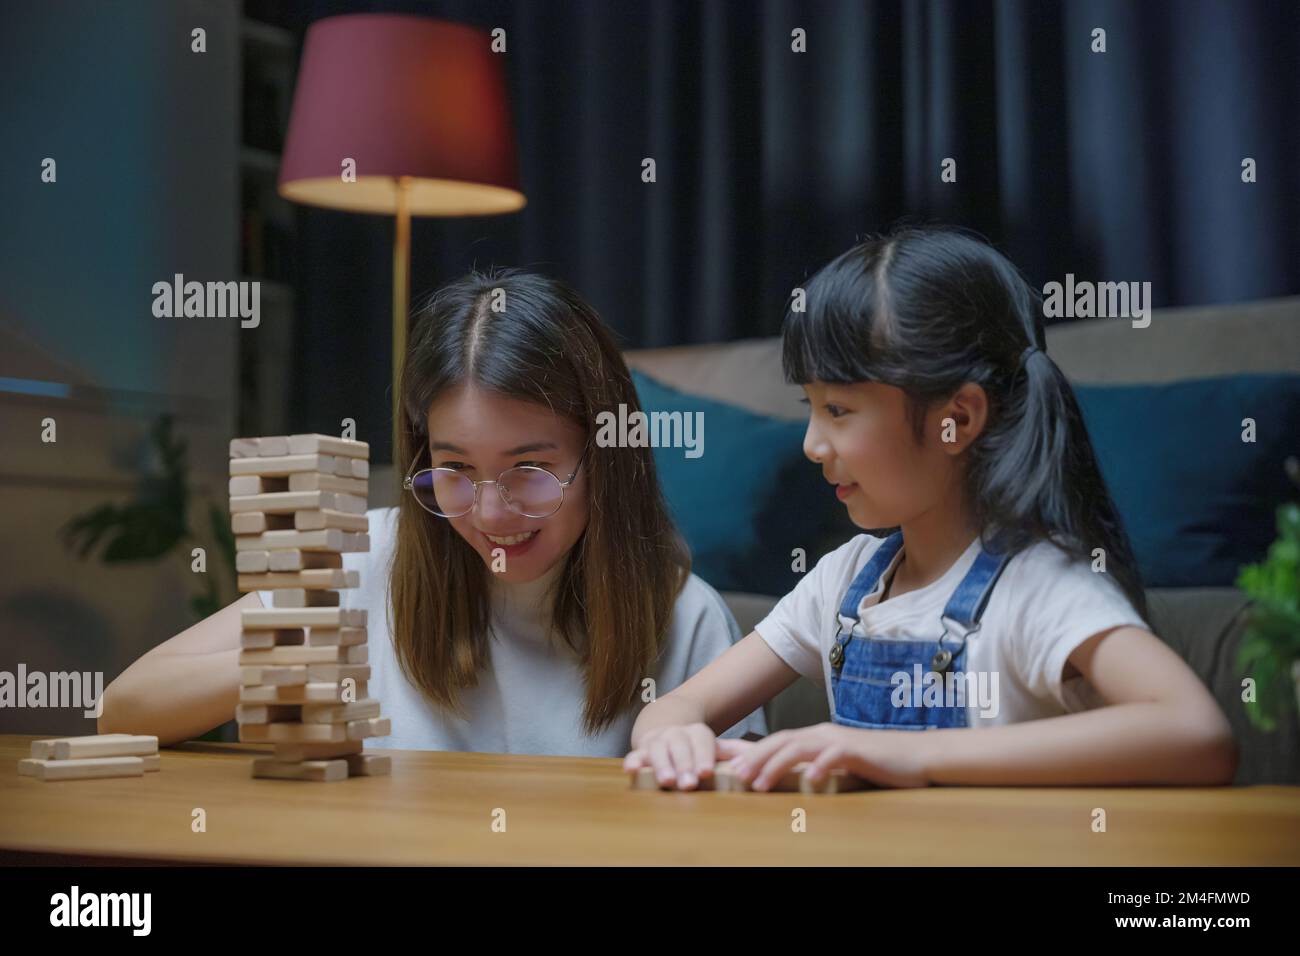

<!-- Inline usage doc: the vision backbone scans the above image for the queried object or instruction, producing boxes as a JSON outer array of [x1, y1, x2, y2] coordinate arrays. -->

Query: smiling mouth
[[481, 529, 539, 546]]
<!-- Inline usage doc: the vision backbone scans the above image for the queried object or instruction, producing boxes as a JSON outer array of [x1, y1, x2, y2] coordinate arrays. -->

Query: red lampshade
[[278, 13, 525, 216]]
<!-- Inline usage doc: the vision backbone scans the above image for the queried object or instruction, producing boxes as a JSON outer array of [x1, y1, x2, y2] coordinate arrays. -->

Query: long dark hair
[[782, 224, 1147, 619], [392, 269, 690, 732]]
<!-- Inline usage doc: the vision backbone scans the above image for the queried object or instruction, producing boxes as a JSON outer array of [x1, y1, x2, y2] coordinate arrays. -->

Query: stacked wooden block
[[231, 434, 391, 782], [18, 734, 159, 781]]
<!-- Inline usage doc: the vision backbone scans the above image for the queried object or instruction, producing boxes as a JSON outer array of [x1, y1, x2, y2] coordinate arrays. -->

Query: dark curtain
[[285, 0, 1300, 461]]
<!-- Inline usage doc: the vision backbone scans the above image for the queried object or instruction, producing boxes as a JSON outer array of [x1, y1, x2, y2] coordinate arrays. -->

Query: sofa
[[625, 295, 1300, 785]]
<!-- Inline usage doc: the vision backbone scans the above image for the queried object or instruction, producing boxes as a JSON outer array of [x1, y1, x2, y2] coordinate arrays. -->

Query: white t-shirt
[[260, 507, 766, 756], [754, 532, 1148, 727]]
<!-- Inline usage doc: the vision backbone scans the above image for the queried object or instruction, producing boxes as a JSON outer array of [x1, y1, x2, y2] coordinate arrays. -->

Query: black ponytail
[[783, 224, 1148, 620]]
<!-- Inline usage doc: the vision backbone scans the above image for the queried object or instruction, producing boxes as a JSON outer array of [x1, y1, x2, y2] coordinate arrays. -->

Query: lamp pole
[[392, 175, 412, 467]]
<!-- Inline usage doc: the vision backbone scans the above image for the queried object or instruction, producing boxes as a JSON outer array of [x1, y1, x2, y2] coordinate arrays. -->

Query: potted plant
[[1236, 459, 1300, 732]]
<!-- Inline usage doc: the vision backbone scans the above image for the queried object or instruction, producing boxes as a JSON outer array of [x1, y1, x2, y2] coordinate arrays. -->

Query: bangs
[[781, 250, 891, 386]]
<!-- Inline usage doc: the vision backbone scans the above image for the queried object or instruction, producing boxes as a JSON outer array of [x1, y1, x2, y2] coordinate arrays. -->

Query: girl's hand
[[719, 723, 933, 790], [624, 723, 738, 790]]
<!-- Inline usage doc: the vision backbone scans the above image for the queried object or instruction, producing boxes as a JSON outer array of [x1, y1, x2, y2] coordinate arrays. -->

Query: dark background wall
[[278, 0, 1300, 463]]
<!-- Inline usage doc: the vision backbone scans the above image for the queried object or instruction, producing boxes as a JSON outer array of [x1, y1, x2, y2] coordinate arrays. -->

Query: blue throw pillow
[[630, 370, 854, 595], [1075, 375, 1300, 588]]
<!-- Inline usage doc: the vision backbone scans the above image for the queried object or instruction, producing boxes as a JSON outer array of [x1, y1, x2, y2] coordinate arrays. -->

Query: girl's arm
[[733, 624, 1239, 790], [96, 590, 264, 746], [626, 631, 799, 788], [918, 624, 1238, 786]]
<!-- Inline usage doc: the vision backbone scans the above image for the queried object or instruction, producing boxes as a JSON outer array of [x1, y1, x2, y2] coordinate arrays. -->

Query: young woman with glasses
[[98, 271, 765, 755]]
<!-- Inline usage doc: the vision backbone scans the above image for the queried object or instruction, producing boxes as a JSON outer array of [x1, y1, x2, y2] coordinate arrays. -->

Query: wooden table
[[2, 734, 1297, 865]]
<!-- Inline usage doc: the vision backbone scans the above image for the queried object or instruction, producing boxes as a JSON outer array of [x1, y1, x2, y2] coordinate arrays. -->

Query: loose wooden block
[[231, 490, 340, 514], [229, 475, 288, 496], [274, 740, 364, 761], [235, 703, 302, 724], [306, 663, 370, 683], [288, 472, 368, 496], [301, 698, 381, 724], [19, 756, 146, 781], [307, 626, 367, 647], [237, 567, 356, 590], [630, 762, 868, 794], [51, 735, 157, 760], [272, 588, 341, 608], [241, 606, 366, 630], [235, 550, 271, 573], [234, 529, 369, 554], [30, 733, 133, 760], [240, 627, 305, 649], [252, 757, 348, 782], [240, 681, 366, 704], [288, 434, 370, 459], [294, 508, 369, 532], [240, 665, 309, 687], [239, 644, 366, 666], [268, 549, 344, 572], [345, 753, 391, 777], [230, 453, 340, 477]]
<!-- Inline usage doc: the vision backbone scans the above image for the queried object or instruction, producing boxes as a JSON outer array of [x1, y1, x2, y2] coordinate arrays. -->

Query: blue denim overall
[[828, 532, 1012, 730]]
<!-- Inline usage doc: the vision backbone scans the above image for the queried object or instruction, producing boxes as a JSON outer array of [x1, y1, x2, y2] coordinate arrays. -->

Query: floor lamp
[[277, 13, 525, 466]]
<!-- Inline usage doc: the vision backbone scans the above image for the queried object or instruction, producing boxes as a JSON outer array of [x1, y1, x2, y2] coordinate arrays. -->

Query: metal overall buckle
[[829, 621, 851, 673], [931, 615, 977, 674]]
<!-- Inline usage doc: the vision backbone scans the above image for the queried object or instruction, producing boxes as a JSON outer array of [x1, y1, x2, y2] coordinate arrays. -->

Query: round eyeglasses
[[403, 447, 586, 519]]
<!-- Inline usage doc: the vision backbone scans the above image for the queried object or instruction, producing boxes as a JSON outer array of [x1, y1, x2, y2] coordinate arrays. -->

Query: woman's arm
[[731, 625, 1239, 790], [97, 590, 264, 746]]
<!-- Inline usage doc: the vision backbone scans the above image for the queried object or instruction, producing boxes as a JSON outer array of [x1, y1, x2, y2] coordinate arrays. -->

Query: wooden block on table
[[240, 665, 308, 687], [143, 754, 160, 772], [19, 756, 146, 781], [272, 588, 341, 608], [239, 644, 367, 666], [229, 475, 288, 496], [50, 735, 157, 760], [230, 453, 341, 477], [307, 626, 367, 647], [234, 529, 369, 554], [630, 762, 868, 794], [30, 733, 134, 760], [251, 757, 348, 782], [241, 681, 365, 704], [288, 472, 368, 496], [274, 740, 363, 761], [294, 509, 369, 532], [239, 569, 356, 591], [306, 663, 370, 683], [288, 434, 370, 459], [300, 698, 381, 724], [240, 627, 305, 649], [268, 549, 344, 572], [345, 753, 391, 777], [241, 606, 366, 630]]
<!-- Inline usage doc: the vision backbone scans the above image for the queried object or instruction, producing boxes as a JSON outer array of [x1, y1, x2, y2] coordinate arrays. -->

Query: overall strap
[[836, 532, 904, 624], [940, 535, 1014, 632]]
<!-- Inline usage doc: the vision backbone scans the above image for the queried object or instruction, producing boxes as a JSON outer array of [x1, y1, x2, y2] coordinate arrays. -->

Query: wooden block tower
[[229, 434, 391, 781]]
